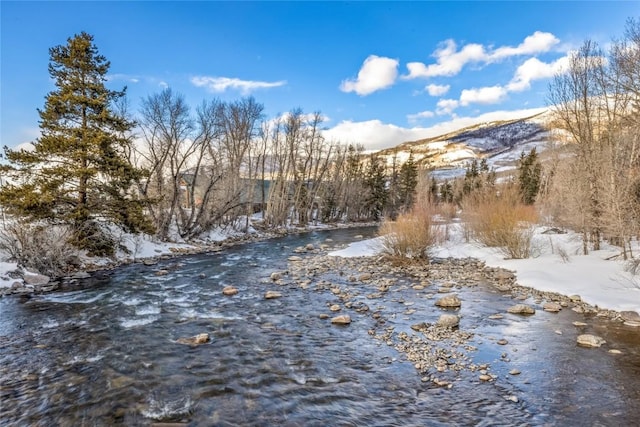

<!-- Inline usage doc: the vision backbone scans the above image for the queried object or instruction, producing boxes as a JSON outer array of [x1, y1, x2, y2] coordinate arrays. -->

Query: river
[[1, 227, 639, 426]]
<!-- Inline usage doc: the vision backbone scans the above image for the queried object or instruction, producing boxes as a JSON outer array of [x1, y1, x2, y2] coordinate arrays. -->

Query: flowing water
[[1, 227, 639, 426]]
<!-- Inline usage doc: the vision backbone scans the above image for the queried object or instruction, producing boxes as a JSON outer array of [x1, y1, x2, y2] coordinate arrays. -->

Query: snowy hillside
[[376, 110, 554, 180]]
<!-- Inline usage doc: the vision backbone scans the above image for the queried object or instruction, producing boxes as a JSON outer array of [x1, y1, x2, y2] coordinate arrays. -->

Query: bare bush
[[0, 222, 78, 277], [379, 201, 443, 261], [461, 186, 539, 259]]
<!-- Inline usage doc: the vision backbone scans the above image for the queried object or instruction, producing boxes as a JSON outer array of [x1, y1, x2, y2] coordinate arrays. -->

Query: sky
[[1, 1, 639, 151]]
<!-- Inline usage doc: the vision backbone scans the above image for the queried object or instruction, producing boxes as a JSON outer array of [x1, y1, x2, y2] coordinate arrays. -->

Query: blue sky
[[1, 1, 638, 151]]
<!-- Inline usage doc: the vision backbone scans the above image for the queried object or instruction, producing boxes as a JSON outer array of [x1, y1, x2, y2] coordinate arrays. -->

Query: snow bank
[[329, 224, 640, 315]]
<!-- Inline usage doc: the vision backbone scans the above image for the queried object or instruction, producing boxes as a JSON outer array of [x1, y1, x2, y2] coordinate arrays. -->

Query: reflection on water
[[1, 227, 639, 426]]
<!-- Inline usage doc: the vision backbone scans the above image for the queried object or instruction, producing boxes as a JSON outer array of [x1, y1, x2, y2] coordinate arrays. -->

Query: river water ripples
[[1, 227, 639, 426]]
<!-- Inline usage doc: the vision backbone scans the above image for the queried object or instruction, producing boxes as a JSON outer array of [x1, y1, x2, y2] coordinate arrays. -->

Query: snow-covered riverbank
[[330, 223, 640, 316]]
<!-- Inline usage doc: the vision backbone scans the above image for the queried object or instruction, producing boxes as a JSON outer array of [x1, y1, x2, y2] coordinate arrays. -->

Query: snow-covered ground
[[330, 223, 640, 316]]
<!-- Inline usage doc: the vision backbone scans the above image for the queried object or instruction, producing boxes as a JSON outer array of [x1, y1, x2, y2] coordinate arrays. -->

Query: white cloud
[[489, 31, 560, 61], [191, 76, 286, 94], [460, 85, 508, 106], [323, 107, 548, 151], [406, 40, 486, 78], [323, 120, 429, 151], [407, 110, 435, 123], [405, 31, 560, 79], [436, 98, 460, 115], [106, 73, 140, 83], [507, 55, 570, 92], [425, 83, 450, 96], [340, 55, 399, 96]]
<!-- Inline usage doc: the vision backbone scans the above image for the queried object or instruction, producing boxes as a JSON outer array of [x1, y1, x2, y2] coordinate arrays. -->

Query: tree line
[[0, 32, 418, 256]]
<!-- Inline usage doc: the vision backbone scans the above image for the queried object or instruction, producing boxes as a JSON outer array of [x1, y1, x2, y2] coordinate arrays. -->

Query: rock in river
[[620, 311, 640, 327], [176, 333, 210, 345], [577, 334, 606, 348], [222, 286, 238, 296], [436, 314, 460, 328], [543, 302, 562, 313], [507, 304, 535, 315], [331, 315, 352, 325], [435, 295, 462, 308], [23, 273, 50, 286], [265, 291, 283, 299], [270, 272, 283, 281]]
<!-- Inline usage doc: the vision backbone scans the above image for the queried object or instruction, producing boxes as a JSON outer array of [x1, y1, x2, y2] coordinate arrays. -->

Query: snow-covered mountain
[[375, 110, 555, 180]]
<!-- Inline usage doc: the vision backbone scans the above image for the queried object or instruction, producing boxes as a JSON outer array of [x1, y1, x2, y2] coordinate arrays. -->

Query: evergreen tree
[[0, 32, 152, 255], [398, 151, 418, 209], [440, 180, 453, 204], [364, 155, 388, 220], [517, 148, 542, 205]]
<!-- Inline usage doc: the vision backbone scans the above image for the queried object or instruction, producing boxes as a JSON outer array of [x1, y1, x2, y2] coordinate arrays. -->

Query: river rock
[[71, 271, 91, 279], [507, 304, 535, 315], [543, 302, 562, 313], [288, 256, 303, 262], [155, 270, 169, 276], [495, 270, 515, 281], [270, 272, 283, 281], [23, 273, 50, 286], [577, 334, 606, 348], [222, 286, 238, 296], [436, 314, 460, 328], [569, 294, 582, 302], [176, 333, 209, 345], [265, 291, 283, 299], [329, 304, 341, 312], [305, 244, 315, 251], [435, 295, 461, 308], [358, 273, 372, 281], [331, 314, 352, 325], [620, 311, 640, 327]]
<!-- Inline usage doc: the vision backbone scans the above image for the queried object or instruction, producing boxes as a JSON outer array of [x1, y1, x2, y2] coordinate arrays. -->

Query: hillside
[[375, 110, 554, 180]]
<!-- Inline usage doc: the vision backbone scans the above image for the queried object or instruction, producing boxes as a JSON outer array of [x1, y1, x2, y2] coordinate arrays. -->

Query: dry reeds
[[379, 201, 443, 261], [461, 185, 539, 259]]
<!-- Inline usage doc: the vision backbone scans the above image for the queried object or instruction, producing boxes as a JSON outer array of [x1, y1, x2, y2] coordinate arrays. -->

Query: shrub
[[461, 185, 539, 259], [379, 201, 442, 261], [0, 221, 77, 277]]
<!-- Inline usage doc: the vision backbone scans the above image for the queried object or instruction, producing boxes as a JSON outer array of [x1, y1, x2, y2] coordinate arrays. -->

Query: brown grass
[[461, 185, 539, 259], [379, 201, 443, 261]]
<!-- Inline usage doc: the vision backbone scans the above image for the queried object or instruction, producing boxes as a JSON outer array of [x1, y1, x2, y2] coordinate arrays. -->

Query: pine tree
[[364, 155, 388, 221], [517, 148, 542, 205], [0, 32, 152, 255], [398, 151, 418, 210]]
